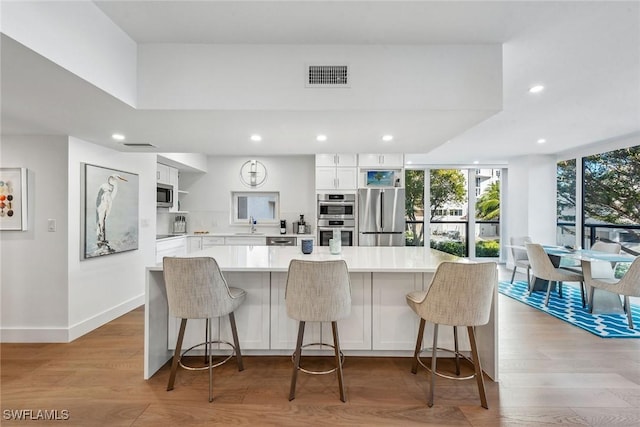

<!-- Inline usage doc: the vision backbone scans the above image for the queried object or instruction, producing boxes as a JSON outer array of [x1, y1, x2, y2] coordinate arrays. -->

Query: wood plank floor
[[2, 268, 640, 426]]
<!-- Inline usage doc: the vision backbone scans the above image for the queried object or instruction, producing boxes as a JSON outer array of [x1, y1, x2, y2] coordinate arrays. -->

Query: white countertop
[[149, 245, 465, 272], [156, 233, 314, 240]]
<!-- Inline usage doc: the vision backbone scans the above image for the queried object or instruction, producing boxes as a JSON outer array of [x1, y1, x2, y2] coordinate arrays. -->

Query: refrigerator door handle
[[379, 191, 384, 231]]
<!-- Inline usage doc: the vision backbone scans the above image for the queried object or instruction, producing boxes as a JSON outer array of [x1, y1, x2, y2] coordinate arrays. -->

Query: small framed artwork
[[0, 167, 28, 231], [366, 170, 395, 187], [82, 163, 139, 259]]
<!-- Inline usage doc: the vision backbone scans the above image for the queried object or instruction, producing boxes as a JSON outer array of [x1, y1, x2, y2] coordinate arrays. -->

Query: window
[[231, 192, 279, 225]]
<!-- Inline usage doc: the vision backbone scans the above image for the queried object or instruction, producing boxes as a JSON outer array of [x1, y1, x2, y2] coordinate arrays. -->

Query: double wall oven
[[317, 193, 356, 247]]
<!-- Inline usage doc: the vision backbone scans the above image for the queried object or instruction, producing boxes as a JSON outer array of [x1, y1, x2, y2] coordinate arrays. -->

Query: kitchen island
[[145, 246, 499, 381]]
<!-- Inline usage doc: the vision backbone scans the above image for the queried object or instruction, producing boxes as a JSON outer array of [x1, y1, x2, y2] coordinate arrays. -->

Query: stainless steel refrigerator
[[358, 188, 406, 246]]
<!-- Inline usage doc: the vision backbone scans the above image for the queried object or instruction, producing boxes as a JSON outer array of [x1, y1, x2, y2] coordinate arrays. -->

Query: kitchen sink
[[233, 232, 265, 236]]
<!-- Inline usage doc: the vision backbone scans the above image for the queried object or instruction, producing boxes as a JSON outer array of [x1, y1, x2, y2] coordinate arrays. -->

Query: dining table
[[525, 245, 637, 314]]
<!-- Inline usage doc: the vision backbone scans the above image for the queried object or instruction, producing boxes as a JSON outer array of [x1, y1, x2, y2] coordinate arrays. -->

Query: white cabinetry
[[315, 154, 358, 190], [225, 236, 266, 246], [358, 153, 404, 168], [270, 272, 321, 349], [372, 272, 423, 350], [156, 163, 171, 184], [168, 272, 271, 351], [315, 153, 357, 167], [202, 236, 225, 248], [326, 272, 371, 350], [187, 236, 202, 253], [155, 237, 187, 264], [269, 272, 370, 350]]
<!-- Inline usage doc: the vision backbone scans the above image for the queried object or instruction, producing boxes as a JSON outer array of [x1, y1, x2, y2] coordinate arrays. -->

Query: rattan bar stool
[[163, 257, 246, 402], [406, 261, 497, 409], [285, 259, 352, 402]]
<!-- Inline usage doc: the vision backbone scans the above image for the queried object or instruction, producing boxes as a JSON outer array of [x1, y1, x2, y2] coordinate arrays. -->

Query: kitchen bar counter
[[144, 246, 498, 382]]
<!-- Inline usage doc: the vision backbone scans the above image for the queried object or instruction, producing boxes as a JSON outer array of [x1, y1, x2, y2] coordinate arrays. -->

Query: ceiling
[[2, 1, 639, 164]]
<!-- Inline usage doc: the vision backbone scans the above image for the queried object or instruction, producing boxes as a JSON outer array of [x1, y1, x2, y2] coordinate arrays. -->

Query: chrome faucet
[[250, 216, 256, 233]]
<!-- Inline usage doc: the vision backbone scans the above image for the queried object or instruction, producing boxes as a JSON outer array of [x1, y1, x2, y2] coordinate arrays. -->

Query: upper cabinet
[[157, 163, 181, 212], [315, 154, 358, 190], [315, 153, 357, 167], [156, 163, 171, 185], [358, 153, 404, 168]]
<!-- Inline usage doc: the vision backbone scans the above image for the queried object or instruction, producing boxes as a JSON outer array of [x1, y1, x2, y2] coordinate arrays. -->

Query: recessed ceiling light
[[112, 133, 125, 141], [529, 85, 545, 94], [382, 134, 393, 142], [406, 160, 413, 165], [537, 138, 547, 144], [473, 160, 479, 164], [250, 134, 262, 142], [316, 134, 327, 142]]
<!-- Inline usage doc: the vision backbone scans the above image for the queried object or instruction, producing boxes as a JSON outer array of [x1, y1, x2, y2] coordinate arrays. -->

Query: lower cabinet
[[372, 272, 423, 350], [168, 272, 271, 351], [166, 270, 466, 354], [155, 237, 187, 264], [186, 236, 202, 253], [329, 273, 371, 350], [270, 272, 321, 349], [269, 272, 371, 351]]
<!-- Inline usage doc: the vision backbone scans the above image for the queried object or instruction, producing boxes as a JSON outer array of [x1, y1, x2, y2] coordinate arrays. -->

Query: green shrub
[[476, 240, 500, 257], [430, 240, 465, 257]]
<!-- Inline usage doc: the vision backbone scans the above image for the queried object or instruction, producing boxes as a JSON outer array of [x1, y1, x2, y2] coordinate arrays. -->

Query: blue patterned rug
[[499, 280, 640, 338]]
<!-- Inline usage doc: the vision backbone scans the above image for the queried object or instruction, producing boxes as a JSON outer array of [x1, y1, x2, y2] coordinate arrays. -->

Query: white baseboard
[[0, 294, 144, 343], [0, 327, 69, 343], [68, 294, 144, 341]]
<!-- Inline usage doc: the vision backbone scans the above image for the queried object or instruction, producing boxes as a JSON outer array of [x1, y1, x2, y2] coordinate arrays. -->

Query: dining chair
[[526, 243, 586, 307], [406, 261, 497, 409], [285, 259, 352, 402], [163, 257, 246, 402], [582, 257, 640, 329], [509, 236, 532, 284]]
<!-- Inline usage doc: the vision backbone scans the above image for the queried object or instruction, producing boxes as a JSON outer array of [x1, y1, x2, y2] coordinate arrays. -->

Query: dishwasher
[[266, 236, 297, 246]]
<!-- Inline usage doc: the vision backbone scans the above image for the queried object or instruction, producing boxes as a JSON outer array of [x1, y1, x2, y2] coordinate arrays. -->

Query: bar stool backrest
[[163, 257, 237, 319], [415, 261, 497, 327], [285, 259, 352, 322]]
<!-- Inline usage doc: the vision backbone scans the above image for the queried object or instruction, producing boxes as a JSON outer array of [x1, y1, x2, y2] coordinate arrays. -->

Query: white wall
[[506, 155, 557, 265], [67, 137, 156, 340], [0, 135, 156, 342], [1, 1, 137, 106], [1, 136, 70, 341], [138, 44, 502, 111], [183, 156, 315, 234]]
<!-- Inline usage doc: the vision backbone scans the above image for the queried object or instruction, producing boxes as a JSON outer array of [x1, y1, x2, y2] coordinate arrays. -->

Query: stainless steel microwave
[[157, 183, 174, 208]]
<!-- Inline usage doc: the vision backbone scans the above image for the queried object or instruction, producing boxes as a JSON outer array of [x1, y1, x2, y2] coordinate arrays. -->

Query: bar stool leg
[[467, 326, 488, 409], [332, 321, 346, 402], [204, 318, 209, 364], [510, 266, 517, 283], [208, 318, 213, 402], [411, 319, 426, 374], [289, 321, 305, 401], [624, 296, 634, 329], [544, 280, 554, 306], [428, 323, 439, 407], [453, 326, 460, 376], [229, 312, 244, 371], [167, 318, 187, 391]]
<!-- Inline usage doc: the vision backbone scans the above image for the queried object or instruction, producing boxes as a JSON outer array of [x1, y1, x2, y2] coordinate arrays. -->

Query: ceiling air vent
[[306, 65, 350, 88], [123, 143, 157, 148]]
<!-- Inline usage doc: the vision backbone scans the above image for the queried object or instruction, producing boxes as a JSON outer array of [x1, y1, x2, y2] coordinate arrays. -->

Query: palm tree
[[476, 181, 500, 220]]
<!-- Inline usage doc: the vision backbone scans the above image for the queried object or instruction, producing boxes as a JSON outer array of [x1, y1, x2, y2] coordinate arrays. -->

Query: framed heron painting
[[82, 163, 139, 259]]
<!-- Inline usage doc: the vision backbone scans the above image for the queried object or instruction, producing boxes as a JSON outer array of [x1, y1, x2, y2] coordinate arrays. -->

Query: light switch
[[47, 219, 56, 232]]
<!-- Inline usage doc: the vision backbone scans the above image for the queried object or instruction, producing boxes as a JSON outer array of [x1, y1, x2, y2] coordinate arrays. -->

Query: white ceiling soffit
[[2, 1, 639, 164]]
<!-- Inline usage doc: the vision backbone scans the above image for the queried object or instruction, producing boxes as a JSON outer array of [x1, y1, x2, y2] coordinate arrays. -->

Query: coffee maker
[[280, 220, 286, 235]]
